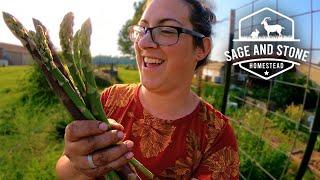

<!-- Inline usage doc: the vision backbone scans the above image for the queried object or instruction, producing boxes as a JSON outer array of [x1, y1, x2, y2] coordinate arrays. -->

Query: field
[[117, 66, 140, 84], [0, 66, 29, 109], [0, 65, 139, 179]]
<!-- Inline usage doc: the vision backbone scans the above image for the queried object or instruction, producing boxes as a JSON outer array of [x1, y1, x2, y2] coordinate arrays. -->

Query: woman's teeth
[[143, 57, 164, 67]]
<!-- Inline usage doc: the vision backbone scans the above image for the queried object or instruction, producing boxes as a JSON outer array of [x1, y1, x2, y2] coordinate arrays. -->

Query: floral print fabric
[[101, 84, 239, 179]]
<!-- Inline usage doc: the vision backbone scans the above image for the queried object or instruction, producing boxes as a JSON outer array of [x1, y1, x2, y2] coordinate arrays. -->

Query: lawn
[[0, 66, 31, 109], [117, 66, 140, 84], [0, 65, 140, 179], [0, 65, 68, 179]]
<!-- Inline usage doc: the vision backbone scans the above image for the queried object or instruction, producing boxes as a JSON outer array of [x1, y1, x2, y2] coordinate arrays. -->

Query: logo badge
[[224, 7, 309, 80]]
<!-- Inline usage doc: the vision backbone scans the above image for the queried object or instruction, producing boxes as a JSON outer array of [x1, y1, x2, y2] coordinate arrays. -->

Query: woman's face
[[134, 0, 202, 93]]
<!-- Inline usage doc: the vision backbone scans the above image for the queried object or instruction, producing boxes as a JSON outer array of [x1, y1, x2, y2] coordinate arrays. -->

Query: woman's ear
[[194, 37, 212, 61]]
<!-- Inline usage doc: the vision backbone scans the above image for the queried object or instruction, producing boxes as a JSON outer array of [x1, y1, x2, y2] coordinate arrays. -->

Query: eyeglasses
[[128, 25, 205, 46]]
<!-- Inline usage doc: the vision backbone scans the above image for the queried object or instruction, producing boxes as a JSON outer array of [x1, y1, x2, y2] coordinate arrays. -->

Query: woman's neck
[[139, 85, 200, 120]]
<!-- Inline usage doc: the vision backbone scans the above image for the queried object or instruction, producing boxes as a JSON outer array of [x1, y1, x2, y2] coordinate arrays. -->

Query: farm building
[[202, 61, 225, 84], [0, 42, 32, 65]]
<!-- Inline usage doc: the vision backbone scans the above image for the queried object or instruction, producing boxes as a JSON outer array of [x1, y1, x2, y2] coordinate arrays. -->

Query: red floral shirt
[[101, 84, 239, 180]]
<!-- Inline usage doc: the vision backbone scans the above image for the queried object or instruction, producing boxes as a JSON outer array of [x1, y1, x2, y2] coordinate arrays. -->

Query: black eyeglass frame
[[129, 25, 206, 46]]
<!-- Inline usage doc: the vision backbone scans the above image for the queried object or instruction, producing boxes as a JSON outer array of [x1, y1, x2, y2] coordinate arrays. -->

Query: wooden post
[[221, 9, 235, 114]]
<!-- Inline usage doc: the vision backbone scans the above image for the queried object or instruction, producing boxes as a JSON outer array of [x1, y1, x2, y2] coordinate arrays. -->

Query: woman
[[56, 0, 239, 179]]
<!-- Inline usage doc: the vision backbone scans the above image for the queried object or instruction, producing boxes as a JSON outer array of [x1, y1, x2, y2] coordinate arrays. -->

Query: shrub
[[0, 105, 17, 135], [239, 131, 289, 179], [285, 104, 304, 122], [201, 83, 224, 109], [270, 104, 306, 134], [54, 119, 72, 141], [19, 65, 58, 107], [94, 72, 113, 89], [271, 72, 317, 109]]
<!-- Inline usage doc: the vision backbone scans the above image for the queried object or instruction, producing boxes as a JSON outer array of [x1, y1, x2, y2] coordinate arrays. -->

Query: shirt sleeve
[[100, 86, 113, 106], [193, 122, 240, 180]]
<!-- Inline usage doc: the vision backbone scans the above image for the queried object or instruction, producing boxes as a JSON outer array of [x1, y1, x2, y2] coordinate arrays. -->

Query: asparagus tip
[[81, 18, 92, 36], [66, 12, 74, 17], [32, 18, 41, 26], [2, 11, 12, 19]]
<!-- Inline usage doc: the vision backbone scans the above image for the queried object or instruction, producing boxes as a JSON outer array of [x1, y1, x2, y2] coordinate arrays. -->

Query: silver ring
[[87, 154, 97, 169]]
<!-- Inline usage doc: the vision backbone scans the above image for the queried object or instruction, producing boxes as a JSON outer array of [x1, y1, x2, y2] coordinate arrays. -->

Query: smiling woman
[[56, 0, 239, 179]]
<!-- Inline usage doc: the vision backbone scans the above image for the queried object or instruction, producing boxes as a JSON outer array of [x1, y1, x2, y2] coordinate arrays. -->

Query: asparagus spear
[[30, 21, 121, 180], [4, 12, 153, 179], [34, 25, 95, 120], [80, 19, 154, 179], [79, 19, 109, 123], [38, 24, 122, 179], [32, 18, 77, 92], [2, 12, 85, 120], [73, 30, 83, 77], [59, 12, 87, 103]]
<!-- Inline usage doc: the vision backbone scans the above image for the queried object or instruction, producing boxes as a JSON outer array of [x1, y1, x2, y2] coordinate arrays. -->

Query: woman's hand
[[63, 119, 134, 178]]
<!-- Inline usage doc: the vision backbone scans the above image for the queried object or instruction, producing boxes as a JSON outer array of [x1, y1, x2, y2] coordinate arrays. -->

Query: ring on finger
[[87, 154, 97, 169]]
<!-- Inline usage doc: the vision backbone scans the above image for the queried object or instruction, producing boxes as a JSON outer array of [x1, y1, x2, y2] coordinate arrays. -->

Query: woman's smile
[[143, 56, 165, 68]]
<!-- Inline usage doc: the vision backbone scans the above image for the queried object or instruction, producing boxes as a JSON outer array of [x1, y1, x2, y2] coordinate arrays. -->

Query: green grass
[[0, 65, 140, 179], [117, 66, 140, 84], [0, 66, 31, 109], [0, 102, 70, 179], [0, 65, 71, 179]]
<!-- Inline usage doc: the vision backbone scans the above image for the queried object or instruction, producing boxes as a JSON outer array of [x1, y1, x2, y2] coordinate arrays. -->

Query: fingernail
[[117, 131, 124, 139], [128, 173, 137, 180], [125, 152, 134, 159], [99, 122, 108, 131], [126, 141, 134, 148]]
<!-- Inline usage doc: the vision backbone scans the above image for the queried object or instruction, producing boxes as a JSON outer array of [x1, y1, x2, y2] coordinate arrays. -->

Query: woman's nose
[[137, 31, 158, 49]]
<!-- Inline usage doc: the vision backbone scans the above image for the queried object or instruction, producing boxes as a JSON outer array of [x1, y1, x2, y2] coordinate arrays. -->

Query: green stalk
[[129, 159, 154, 179], [34, 25, 95, 120], [32, 18, 77, 92], [2, 12, 86, 120], [4, 11, 153, 179], [80, 19, 154, 180], [37, 23, 122, 179], [73, 30, 83, 77], [106, 172, 122, 180], [79, 19, 109, 123], [59, 12, 87, 104], [60, 15, 121, 179]]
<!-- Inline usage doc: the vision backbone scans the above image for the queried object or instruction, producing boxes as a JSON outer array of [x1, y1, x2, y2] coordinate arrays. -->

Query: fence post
[[221, 9, 235, 114], [296, 98, 320, 179]]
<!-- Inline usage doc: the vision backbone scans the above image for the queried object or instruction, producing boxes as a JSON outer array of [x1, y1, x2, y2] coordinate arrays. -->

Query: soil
[[291, 150, 320, 179]]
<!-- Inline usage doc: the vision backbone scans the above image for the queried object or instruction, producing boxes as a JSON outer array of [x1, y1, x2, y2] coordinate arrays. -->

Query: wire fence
[[206, 0, 320, 179]]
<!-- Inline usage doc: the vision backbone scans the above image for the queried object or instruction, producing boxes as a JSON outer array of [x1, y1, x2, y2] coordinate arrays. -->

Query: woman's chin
[[140, 78, 163, 92]]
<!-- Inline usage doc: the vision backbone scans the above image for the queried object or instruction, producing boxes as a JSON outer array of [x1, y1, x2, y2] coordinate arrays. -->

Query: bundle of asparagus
[[2, 12, 153, 179]]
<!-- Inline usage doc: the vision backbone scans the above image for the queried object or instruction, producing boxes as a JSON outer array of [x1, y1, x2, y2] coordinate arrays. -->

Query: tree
[[118, 0, 147, 57]]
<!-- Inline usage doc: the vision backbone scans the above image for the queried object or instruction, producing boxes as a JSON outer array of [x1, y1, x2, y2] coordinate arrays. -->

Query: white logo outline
[[233, 58, 300, 80], [233, 7, 300, 42], [227, 7, 307, 80]]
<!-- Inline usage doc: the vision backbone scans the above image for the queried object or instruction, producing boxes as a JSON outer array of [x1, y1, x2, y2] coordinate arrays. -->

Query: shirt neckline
[[133, 83, 203, 124]]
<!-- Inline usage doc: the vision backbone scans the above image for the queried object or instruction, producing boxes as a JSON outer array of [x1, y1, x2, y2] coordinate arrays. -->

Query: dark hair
[[144, 0, 216, 70], [183, 0, 216, 70]]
